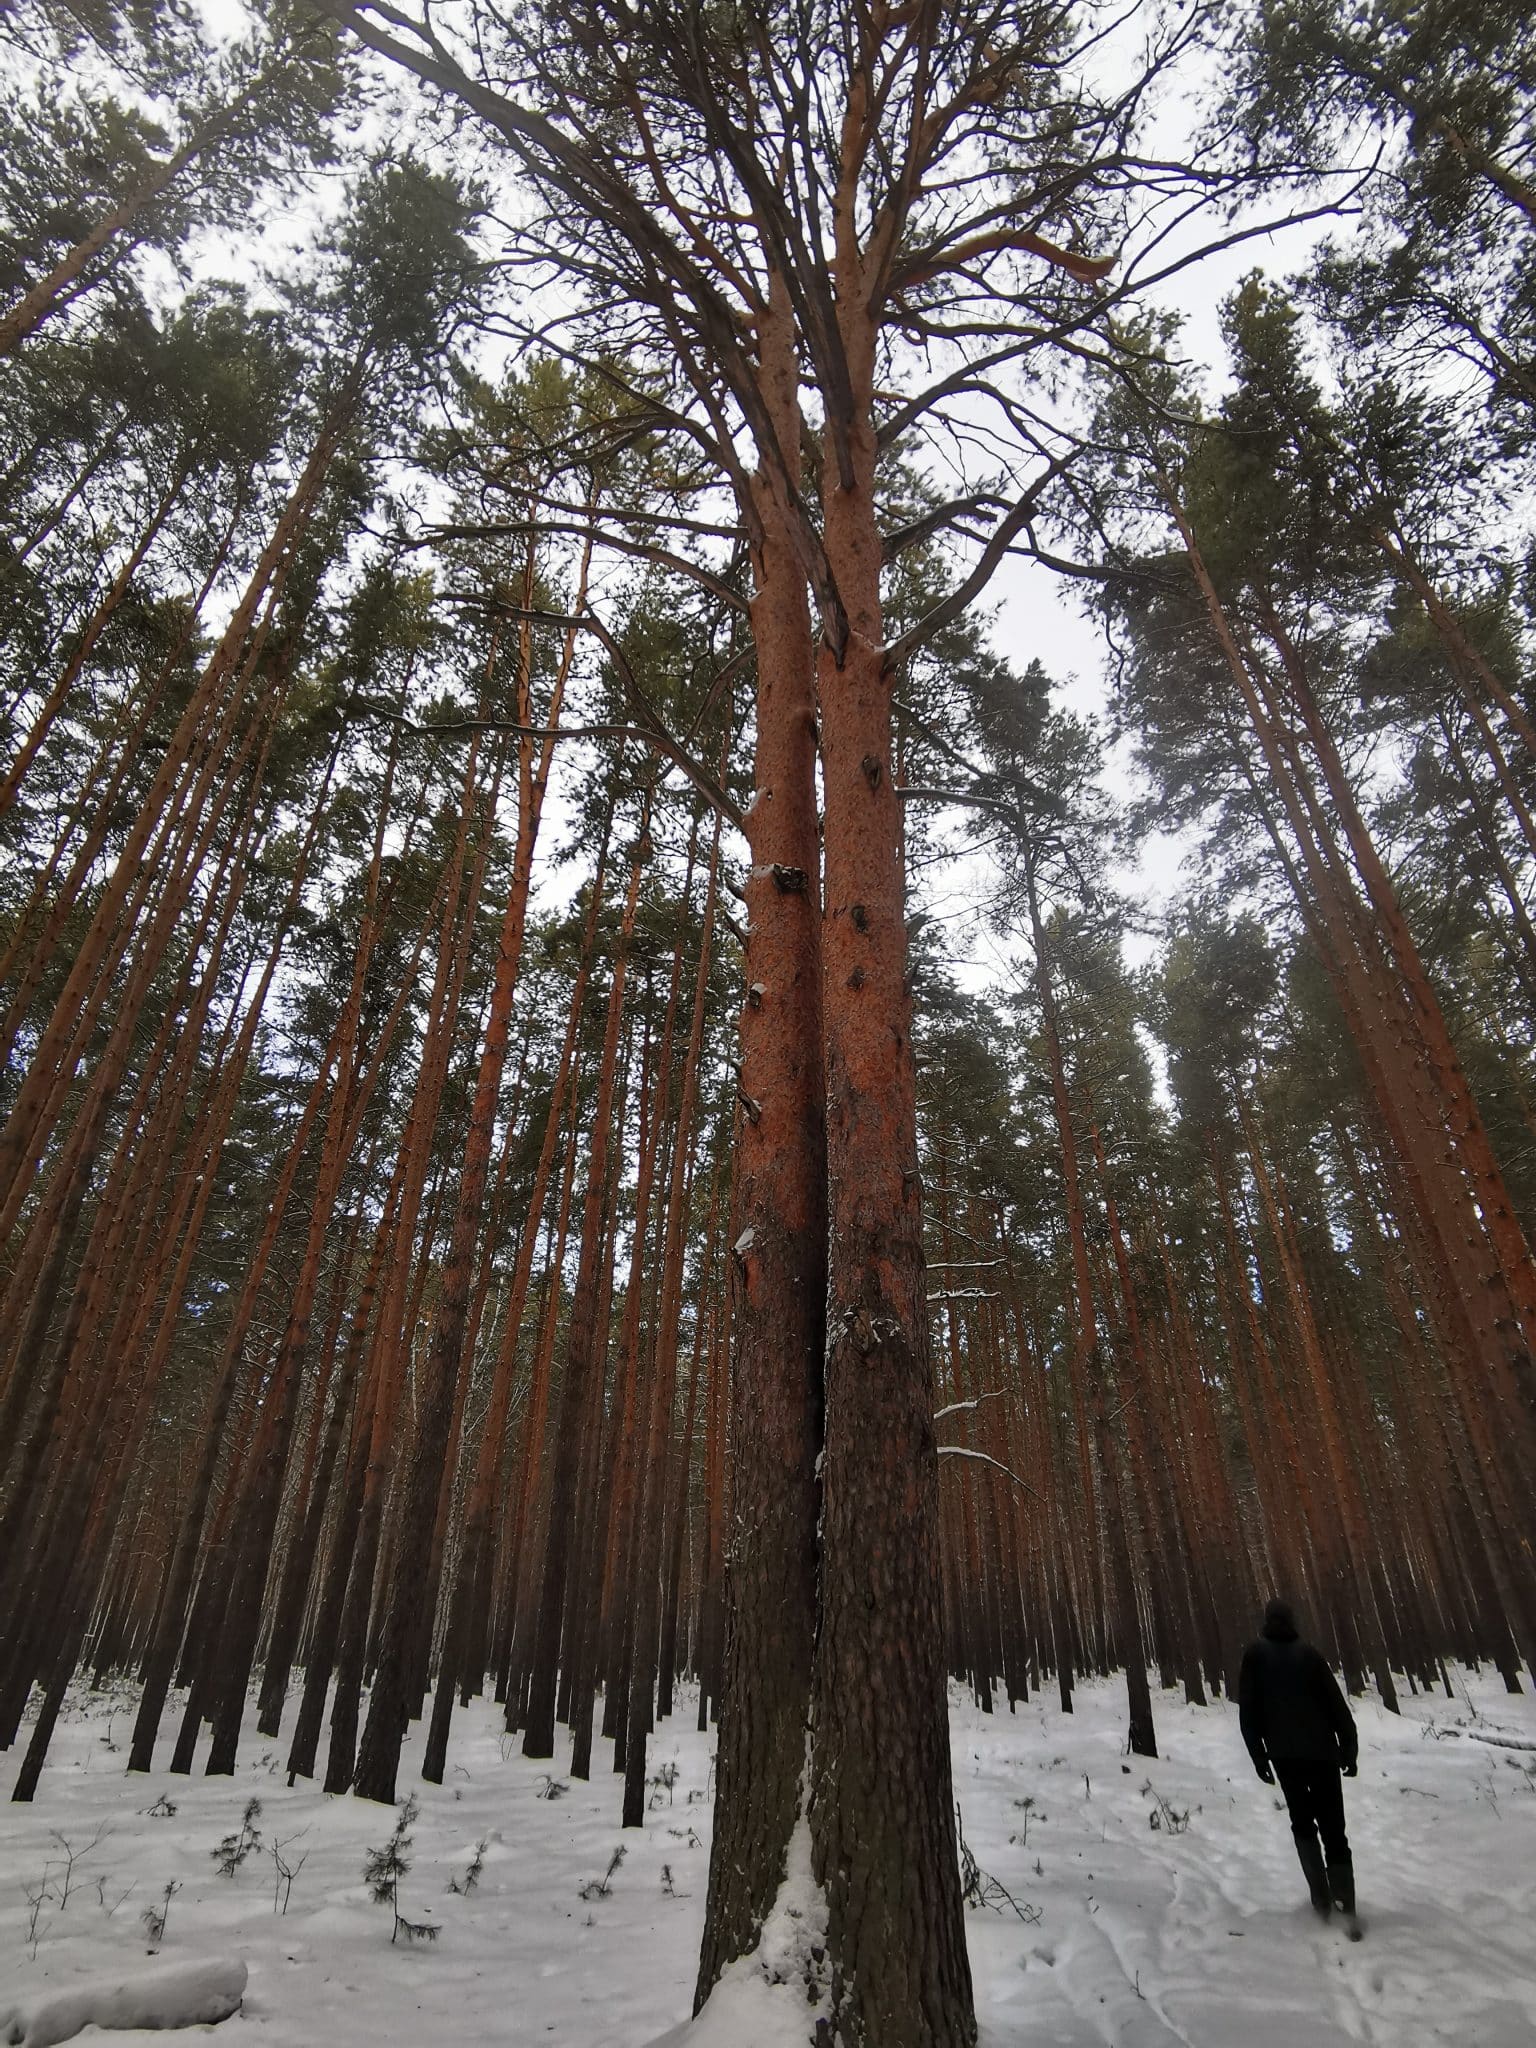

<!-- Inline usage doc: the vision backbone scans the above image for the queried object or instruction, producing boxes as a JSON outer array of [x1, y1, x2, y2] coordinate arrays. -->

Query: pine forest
[[2, 3, 1536, 2045]]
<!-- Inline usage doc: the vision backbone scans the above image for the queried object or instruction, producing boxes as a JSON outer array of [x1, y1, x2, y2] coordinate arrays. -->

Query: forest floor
[[2, 1668, 1534, 2047]]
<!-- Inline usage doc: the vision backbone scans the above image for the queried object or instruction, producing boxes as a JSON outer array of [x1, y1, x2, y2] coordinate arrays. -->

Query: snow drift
[[1, 1955, 247, 2047]]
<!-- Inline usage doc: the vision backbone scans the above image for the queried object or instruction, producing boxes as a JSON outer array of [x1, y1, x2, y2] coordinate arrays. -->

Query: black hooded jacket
[[1238, 1602, 1358, 1772]]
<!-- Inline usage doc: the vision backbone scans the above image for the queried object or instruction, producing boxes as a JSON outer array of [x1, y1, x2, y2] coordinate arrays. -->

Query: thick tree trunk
[[0, 146, 191, 359], [805, 207, 973, 2042], [697, 274, 827, 1999]]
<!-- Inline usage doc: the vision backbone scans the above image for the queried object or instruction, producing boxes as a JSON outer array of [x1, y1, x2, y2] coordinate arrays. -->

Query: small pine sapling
[[447, 1838, 488, 1895], [578, 1846, 625, 1901], [364, 1794, 436, 1944], [1011, 1794, 1037, 1848], [212, 1797, 263, 1876], [142, 1879, 179, 1951]]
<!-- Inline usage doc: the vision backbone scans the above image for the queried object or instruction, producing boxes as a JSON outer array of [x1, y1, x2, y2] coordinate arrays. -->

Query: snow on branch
[[936, 1446, 1040, 1498], [933, 1391, 1007, 1424]]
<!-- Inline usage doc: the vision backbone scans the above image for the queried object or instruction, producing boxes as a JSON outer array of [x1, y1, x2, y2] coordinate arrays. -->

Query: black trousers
[[1274, 1758, 1350, 1866]]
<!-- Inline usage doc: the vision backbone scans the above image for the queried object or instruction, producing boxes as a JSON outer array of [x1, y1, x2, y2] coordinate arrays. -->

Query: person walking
[[1239, 1597, 1360, 1930]]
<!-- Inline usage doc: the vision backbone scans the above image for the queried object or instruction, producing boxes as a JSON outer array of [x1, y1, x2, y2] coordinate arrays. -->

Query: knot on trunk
[[841, 1303, 901, 1356], [772, 864, 807, 894]]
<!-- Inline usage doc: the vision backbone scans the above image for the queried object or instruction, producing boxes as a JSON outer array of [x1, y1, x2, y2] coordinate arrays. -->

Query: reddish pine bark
[[0, 365, 365, 1235], [697, 273, 827, 1997], [805, 162, 972, 2038], [622, 823, 722, 1822], [516, 815, 648, 1763]]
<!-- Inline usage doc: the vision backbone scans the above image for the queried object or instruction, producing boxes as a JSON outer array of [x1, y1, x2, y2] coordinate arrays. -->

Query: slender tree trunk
[[352, 570, 580, 1800], [0, 459, 190, 816], [623, 821, 722, 1821], [0, 57, 303, 357], [0, 364, 365, 1232], [1025, 865, 1154, 1754], [567, 1039, 634, 1779], [506, 812, 642, 1764], [658, 1150, 722, 1718], [0, 494, 245, 1055], [1171, 493, 1536, 1585]]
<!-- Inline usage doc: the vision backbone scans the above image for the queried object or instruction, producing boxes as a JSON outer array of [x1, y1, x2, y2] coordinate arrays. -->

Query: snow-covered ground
[[2, 1669, 1534, 2046]]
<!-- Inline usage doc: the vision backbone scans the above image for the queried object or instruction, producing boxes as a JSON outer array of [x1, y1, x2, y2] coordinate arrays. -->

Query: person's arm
[[1313, 1650, 1358, 1773], [1238, 1646, 1273, 1780]]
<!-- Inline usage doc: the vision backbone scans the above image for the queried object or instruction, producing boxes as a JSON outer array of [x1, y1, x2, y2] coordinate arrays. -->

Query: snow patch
[[755, 1813, 828, 1996], [2, 1957, 247, 2047], [644, 1964, 815, 2048], [651, 1814, 829, 2048], [5, 1676, 1536, 2048]]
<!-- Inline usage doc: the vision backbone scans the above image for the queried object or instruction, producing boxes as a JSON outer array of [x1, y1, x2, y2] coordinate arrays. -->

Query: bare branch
[[886, 453, 1075, 665]]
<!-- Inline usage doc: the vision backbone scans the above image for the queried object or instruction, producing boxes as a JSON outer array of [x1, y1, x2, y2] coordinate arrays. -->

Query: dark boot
[[1296, 1836, 1331, 1917], [1327, 1859, 1355, 1916]]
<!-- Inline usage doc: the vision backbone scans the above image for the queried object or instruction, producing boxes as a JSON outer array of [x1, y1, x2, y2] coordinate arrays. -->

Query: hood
[[1262, 1598, 1299, 1642]]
